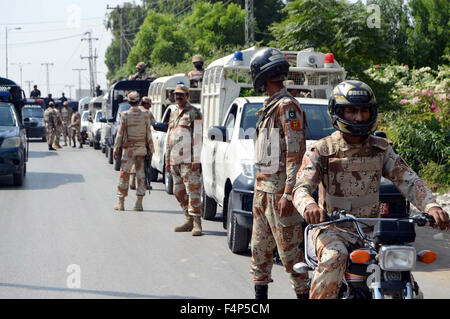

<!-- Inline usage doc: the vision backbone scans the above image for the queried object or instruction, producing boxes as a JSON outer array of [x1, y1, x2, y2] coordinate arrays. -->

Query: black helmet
[[328, 80, 378, 136], [250, 48, 290, 93]]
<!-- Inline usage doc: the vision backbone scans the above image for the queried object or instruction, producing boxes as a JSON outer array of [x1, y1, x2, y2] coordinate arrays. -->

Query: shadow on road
[[0, 172, 85, 190], [0, 282, 198, 299], [28, 150, 58, 158], [202, 230, 226, 237]]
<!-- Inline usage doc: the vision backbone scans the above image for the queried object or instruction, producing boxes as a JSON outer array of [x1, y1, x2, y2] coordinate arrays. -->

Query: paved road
[[0, 141, 448, 299]]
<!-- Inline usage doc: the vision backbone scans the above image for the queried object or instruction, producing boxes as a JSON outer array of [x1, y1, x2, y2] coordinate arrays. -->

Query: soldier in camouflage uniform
[[292, 80, 448, 299], [250, 48, 310, 299], [61, 101, 72, 146], [69, 107, 83, 149], [187, 54, 204, 88], [53, 106, 63, 149], [130, 96, 155, 190], [43, 102, 57, 151], [165, 84, 203, 236], [128, 62, 156, 81], [113, 91, 154, 212]]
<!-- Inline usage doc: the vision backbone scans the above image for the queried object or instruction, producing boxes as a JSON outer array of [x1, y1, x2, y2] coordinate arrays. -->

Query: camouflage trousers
[[117, 148, 146, 198], [171, 164, 202, 217], [45, 127, 55, 145], [310, 227, 362, 299], [62, 122, 70, 142], [250, 189, 310, 294], [71, 127, 81, 143]]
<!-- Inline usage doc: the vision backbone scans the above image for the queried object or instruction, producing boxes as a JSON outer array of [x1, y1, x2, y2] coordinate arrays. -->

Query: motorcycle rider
[[292, 80, 448, 299]]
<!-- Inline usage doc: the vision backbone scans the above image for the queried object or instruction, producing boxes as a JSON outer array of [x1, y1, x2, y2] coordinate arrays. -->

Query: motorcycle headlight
[[379, 246, 416, 271], [1, 137, 21, 148], [241, 160, 256, 179]]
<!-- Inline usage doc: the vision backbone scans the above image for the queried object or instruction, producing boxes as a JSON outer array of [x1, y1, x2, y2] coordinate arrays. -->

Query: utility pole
[[107, 4, 139, 67], [245, 0, 255, 46], [72, 68, 87, 99], [5, 26, 22, 78], [81, 31, 98, 97], [41, 62, 54, 96], [24, 80, 34, 96], [10, 62, 31, 88], [65, 85, 75, 99]]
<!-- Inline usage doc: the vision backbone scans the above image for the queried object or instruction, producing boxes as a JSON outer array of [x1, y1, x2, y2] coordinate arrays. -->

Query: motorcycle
[[294, 210, 438, 299]]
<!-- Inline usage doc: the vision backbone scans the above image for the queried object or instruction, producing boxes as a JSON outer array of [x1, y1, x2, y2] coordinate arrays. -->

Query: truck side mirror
[[108, 118, 115, 123], [153, 122, 168, 132], [374, 131, 387, 138], [99, 118, 107, 123], [208, 126, 226, 142]]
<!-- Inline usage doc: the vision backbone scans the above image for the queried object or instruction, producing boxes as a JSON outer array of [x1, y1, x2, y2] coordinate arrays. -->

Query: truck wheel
[[201, 185, 217, 220], [108, 148, 114, 164], [149, 166, 158, 182], [227, 190, 250, 253], [165, 172, 173, 194], [89, 140, 93, 147], [102, 145, 106, 154], [94, 141, 100, 150], [13, 162, 25, 186]]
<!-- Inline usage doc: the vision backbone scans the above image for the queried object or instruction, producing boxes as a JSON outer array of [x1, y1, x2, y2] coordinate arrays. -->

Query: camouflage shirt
[[128, 72, 156, 81], [254, 88, 307, 194], [61, 106, 72, 123], [70, 112, 81, 129], [166, 102, 202, 166], [43, 108, 57, 129], [293, 131, 440, 232], [114, 106, 154, 156], [187, 69, 204, 88], [138, 106, 156, 126]]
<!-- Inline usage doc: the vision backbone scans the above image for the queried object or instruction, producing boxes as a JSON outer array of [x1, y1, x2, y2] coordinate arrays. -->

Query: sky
[[0, 0, 143, 99]]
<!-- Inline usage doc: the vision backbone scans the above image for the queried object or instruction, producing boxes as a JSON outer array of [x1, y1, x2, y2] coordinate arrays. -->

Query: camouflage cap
[[142, 96, 152, 104], [174, 84, 189, 94], [192, 54, 203, 63], [128, 91, 140, 103], [136, 62, 146, 69]]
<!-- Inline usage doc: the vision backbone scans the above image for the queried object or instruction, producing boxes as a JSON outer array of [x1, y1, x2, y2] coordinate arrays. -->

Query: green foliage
[[368, 62, 450, 192]]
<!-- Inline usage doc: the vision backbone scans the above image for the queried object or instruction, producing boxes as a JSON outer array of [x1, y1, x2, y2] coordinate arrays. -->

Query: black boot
[[255, 285, 268, 299], [72, 141, 76, 148], [78, 143, 83, 149], [48, 144, 56, 151]]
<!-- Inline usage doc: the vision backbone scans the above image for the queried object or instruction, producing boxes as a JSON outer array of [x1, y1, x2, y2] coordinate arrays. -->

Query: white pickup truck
[[149, 74, 202, 193], [200, 47, 350, 253]]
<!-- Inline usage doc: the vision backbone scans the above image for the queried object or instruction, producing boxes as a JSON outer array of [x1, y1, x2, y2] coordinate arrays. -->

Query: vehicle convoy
[[198, 47, 410, 253], [149, 73, 201, 193], [22, 98, 46, 141], [294, 210, 437, 299], [100, 80, 151, 169], [0, 77, 29, 186]]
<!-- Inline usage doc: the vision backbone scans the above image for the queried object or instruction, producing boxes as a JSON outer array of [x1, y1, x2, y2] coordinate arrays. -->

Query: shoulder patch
[[370, 135, 389, 150]]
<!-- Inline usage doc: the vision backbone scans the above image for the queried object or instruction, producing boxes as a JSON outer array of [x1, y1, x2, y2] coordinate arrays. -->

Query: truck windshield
[[82, 112, 89, 121], [240, 102, 335, 140], [95, 111, 104, 122], [0, 104, 16, 126], [23, 107, 44, 118]]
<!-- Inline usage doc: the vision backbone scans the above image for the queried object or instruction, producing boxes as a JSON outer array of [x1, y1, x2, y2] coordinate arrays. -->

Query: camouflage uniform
[[130, 104, 156, 188], [61, 105, 72, 145], [70, 112, 82, 144], [114, 102, 154, 201], [53, 108, 63, 148], [43, 107, 57, 147], [292, 131, 442, 299], [166, 101, 203, 219], [251, 88, 309, 294], [187, 69, 204, 88]]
